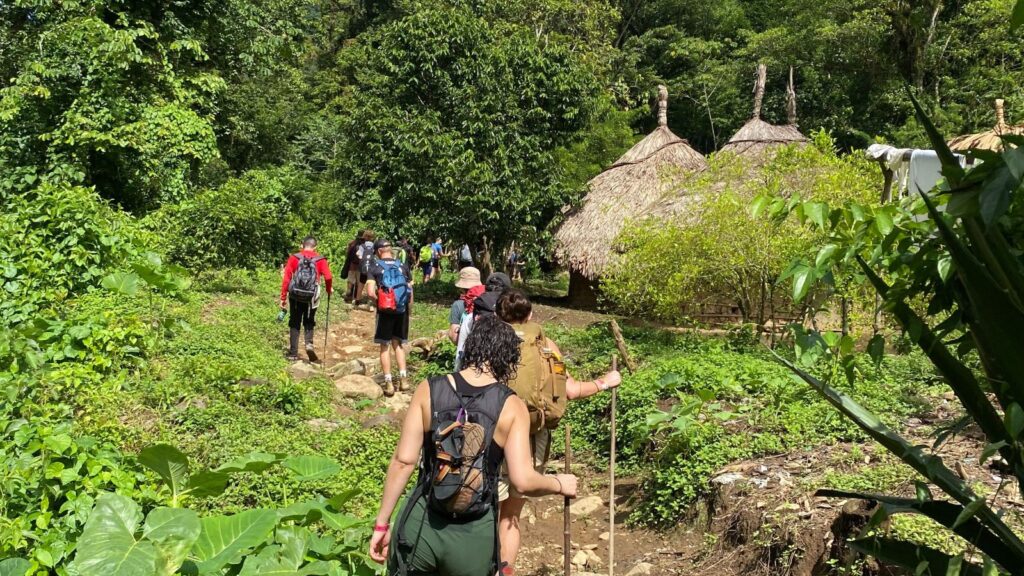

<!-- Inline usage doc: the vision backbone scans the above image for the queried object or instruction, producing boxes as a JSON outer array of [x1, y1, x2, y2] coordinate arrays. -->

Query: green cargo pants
[[388, 496, 496, 576]]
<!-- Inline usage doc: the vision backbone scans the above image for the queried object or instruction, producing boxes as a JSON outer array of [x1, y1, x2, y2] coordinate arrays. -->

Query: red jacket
[[281, 250, 333, 302]]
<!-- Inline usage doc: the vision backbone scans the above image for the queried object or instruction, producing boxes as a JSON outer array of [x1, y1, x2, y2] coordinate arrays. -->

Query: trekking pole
[[609, 355, 618, 576], [563, 423, 572, 576], [323, 291, 331, 369]]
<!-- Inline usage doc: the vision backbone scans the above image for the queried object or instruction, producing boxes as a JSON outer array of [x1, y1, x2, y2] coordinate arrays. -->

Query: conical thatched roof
[[948, 99, 1024, 152], [554, 85, 707, 280], [721, 65, 808, 158]]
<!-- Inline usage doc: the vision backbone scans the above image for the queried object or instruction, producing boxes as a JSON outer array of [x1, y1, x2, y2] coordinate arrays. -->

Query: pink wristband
[[374, 524, 389, 532]]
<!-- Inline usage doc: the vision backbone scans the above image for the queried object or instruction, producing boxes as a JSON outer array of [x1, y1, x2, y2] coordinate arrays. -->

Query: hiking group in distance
[[280, 232, 622, 576]]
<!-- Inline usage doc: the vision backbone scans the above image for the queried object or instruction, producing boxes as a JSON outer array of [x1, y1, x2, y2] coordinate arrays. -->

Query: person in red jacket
[[280, 236, 333, 361]]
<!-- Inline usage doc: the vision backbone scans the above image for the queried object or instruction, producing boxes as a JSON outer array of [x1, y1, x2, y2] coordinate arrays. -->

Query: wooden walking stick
[[564, 423, 572, 576], [609, 355, 618, 576]]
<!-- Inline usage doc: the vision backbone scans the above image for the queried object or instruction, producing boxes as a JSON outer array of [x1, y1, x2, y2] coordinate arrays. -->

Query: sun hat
[[455, 267, 483, 289]]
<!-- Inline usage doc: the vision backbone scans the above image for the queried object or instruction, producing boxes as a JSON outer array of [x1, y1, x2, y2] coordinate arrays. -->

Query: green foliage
[[553, 323, 936, 526], [148, 168, 332, 271], [772, 92, 1024, 572], [338, 2, 604, 249], [603, 144, 879, 325], [0, 1, 221, 212], [70, 447, 377, 576]]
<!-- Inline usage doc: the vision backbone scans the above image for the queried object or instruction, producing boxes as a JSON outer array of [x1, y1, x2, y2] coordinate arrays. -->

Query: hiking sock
[[288, 329, 300, 356]]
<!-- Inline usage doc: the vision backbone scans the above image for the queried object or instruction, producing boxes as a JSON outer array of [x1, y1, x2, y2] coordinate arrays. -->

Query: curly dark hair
[[461, 313, 521, 384]]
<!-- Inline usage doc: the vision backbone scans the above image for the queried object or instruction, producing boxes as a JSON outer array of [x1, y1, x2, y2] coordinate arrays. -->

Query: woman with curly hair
[[369, 314, 577, 576]]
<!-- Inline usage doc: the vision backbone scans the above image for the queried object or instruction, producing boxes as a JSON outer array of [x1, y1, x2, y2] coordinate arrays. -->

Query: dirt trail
[[301, 301, 1024, 576]]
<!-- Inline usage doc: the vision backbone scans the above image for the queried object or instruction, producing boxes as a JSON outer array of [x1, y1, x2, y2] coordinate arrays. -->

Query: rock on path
[[334, 374, 383, 399]]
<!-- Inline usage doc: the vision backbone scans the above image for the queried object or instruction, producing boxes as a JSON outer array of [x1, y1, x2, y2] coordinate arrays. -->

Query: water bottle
[[276, 309, 286, 323]]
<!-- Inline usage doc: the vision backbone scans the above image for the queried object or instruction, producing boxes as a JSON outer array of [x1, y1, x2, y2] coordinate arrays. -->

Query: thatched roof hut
[[554, 85, 707, 303], [721, 65, 808, 158], [948, 99, 1024, 152]]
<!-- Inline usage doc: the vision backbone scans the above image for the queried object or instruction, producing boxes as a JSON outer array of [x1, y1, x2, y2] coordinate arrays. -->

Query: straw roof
[[721, 65, 808, 158], [554, 85, 707, 280], [948, 99, 1024, 152]]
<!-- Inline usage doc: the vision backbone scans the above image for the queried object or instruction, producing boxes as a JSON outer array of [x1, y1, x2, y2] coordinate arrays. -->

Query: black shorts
[[374, 312, 409, 344]]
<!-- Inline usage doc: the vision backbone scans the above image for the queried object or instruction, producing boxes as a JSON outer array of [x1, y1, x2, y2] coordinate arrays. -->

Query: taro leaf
[[101, 272, 140, 297], [139, 444, 190, 504], [0, 558, 31, 576], [186, 471, 230, 499], [282, 456, 342, 481], [214, 452, 284, 474], [143, 507, 201, 576], [74, 493, 160, 576], [327, 489, 362, 512], [192, 509, 277, 574], [847, 537, 984, 576]]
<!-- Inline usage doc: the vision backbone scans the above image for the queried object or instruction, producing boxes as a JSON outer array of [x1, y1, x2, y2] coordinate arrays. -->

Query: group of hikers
[[280, 234, 621, 576]]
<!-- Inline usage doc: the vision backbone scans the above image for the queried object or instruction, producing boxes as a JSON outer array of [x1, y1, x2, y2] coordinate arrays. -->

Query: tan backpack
[[508, 322, 568, 433]]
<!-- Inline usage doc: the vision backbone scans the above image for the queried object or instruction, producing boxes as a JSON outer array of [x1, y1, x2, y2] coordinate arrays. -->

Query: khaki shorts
[[498, 428, 552, 501], [346, 269, 359, 284]]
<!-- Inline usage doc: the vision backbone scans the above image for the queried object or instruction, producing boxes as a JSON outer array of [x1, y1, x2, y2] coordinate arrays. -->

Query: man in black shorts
[[366, 239, 413, 396]]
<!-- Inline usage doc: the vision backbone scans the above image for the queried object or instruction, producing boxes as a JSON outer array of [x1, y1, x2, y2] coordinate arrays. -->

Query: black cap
[[486, 272, 511, 291], [374, 239, 392, 251]]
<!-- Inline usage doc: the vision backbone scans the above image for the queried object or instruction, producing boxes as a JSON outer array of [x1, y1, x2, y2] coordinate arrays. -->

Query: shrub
[[150, 168, 329, 271]]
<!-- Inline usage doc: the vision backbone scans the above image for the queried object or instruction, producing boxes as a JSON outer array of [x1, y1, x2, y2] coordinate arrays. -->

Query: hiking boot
[[398, 375, 410, 392], [285, 353, 299, 361], [305, 342, 318, 363], [382, 378, 396, 397]]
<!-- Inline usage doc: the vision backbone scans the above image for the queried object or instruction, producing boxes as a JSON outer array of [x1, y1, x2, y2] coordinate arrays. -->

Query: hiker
[[506, 249, 523, 282], [343, 230, 364, 303], [457, 243, 473, 270], [366, 239, 413, 396], [447, 267, 486, 371], [418, 241, 434, 283], [395, 237, 413, 267], [430, 237, 444, 280], [355, 231, 376, 305], [368, 313, 578, 576], [280, 236, 333, 362], [454, 272, 513, 370], [495, 289, 622, 573]]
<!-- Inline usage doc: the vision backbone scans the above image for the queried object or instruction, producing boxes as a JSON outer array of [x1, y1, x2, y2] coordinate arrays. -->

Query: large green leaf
[[282, 456, 341, 481], [186, 471, 230, 499], [143, 508, 201, 576], [214, 452, 284, 474], [848, 537, 984, 576], [139, 445, 190, 505], [101, 272, 140, 297], [0, 558, 31, 576], [192, 509, 278, 574], [74, 493, 160, 576]]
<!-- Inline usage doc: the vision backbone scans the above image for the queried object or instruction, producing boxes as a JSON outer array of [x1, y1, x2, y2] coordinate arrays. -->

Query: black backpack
[[287, 254, 323, 303], [394, 375, 513, 574], [359, 241, 376, 276]]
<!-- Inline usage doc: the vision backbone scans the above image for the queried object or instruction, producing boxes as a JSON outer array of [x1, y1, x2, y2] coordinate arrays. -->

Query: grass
[[77, 267, 945, 530]]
